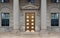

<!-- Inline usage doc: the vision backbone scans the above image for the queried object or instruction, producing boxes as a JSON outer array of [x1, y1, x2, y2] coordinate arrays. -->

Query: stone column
[[13, 0, 19, 32], [59, 13, 60, 27], [41, 0, 47, 32]]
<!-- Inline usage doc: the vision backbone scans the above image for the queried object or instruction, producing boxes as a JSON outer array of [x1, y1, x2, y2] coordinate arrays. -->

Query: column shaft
[[13, 0, 19, 30], [41, 0, 47, 30]]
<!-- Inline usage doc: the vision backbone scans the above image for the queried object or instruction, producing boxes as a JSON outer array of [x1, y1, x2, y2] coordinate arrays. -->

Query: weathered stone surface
[[0, 32, 60, 38]]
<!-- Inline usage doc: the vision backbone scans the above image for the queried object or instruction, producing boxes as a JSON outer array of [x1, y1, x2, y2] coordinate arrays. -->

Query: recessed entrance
[[25, 13, 35, 32]]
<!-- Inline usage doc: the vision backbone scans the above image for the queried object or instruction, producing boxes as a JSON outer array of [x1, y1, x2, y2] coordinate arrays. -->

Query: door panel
[[25, 13, 35, 32]]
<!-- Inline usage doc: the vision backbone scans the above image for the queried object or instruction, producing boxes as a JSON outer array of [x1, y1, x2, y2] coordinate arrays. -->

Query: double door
[[25, 13, 35, 32]]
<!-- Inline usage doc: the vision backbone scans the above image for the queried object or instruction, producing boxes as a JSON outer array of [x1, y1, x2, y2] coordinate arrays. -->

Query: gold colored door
[[25, 13, 35, 32]]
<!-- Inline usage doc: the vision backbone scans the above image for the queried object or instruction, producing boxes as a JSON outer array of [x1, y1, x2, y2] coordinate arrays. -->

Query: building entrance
[[25, 13, 35, 32]]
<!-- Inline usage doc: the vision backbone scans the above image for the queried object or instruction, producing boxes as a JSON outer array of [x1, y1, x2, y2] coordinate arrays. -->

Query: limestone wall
[[47, 3, 60, 32], [0, 0, 60, 32], [19, 10, 40, 32], [19, 0, 41, 6], [0, 3, 13, 32]]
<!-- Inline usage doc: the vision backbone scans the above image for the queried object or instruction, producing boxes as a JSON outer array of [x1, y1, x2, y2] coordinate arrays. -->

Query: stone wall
[[47, 3, 60, 32], [0, 3, 13, 32], [0, 0, 60, 32], [19, 10, 40, 32], [19, 0, 41, 6]]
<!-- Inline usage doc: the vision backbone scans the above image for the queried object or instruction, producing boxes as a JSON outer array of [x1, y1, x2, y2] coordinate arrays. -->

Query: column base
[[12, 29, 20, 33], [40, 29, 48, 34]]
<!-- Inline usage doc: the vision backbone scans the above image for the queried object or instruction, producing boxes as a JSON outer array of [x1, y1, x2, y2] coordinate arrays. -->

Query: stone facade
[[0, 0, 60, 33], [47, 3, 60, 32], [0, 3, 13, 32]]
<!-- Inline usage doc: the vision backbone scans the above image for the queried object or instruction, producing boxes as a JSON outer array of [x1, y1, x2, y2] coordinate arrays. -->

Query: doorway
[[25, 13, 35, 32]]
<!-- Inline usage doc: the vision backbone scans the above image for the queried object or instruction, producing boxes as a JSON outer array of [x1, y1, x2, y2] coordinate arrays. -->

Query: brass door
[[25, 13, 35, 32]]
